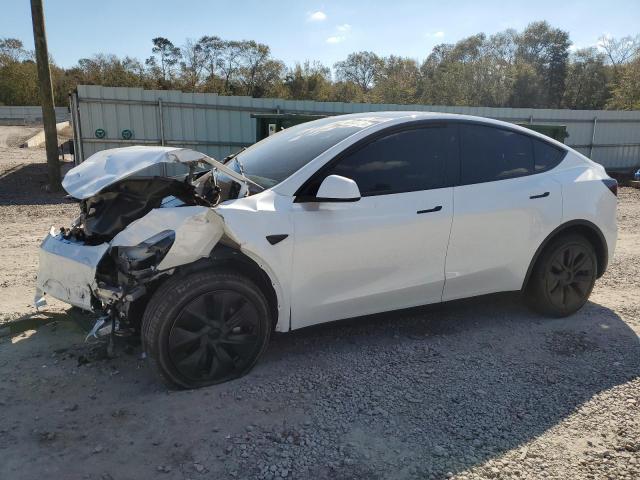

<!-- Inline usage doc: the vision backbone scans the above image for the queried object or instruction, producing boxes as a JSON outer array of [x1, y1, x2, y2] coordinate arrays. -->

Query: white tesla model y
[[36, 112, 617, 388]]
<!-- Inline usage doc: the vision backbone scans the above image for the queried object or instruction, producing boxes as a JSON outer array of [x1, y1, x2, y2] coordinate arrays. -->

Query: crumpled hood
[[62, 146, 254, 200]]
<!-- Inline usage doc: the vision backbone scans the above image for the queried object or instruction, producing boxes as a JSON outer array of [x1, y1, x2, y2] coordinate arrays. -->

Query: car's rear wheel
[[141, 270, 271, 389], [526, 234, 597, 317]]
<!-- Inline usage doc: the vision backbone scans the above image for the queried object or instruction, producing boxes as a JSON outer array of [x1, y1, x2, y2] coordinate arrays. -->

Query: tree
[[607, 56, 640, 109], [180, 38, 206, 91], [419, 31, 521, 107], [509, 61, 544, 107], [146, 37, 181, 87], [199, 35, 224, 92], [371, 56, 420, 104], [515, 21, 571, 107], [481, 31, 519, 106], [334, 51, 383, 93], [487, 29, 518, 65], [283, 61, 333, 100], [237, 41, 282, 97], [331, 80, 366, 103], [0, 38, 31, 65], [0, 60, 39, 105], [420, 35, 488, 106], [563, 48, 609, 109], [0, 38, 39, 105], [74, 54, 148, 87], [2, 25, 640, 109], [445, 34, 489, 105], [218, 40, 245, 94], [598, 34, 640, 75]]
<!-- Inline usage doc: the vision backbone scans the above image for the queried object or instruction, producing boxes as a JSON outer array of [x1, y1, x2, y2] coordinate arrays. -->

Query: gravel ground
[[0, 147, 638, 480]]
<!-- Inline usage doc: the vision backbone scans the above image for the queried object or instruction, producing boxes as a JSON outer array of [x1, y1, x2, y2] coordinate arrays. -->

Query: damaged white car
[[35, 112, 617, 388]]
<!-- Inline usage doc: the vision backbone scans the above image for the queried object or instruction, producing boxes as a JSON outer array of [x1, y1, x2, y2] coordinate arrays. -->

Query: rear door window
[[460, 124, 534, 185]]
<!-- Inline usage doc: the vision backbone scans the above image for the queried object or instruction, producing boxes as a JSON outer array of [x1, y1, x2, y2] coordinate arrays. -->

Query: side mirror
[[315, 175, 361, 202]]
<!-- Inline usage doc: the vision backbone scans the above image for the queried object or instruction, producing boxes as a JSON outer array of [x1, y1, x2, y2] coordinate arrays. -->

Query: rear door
[[443, 123, 563, 301], [290, 124, 458, 329]]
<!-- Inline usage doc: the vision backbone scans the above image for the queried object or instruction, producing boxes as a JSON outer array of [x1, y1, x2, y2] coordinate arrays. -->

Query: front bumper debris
[[34, 229, 109, 311]]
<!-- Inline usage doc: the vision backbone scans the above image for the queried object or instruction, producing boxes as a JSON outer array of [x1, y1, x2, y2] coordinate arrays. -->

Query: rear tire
[[525, 234, 597, 317], [141, 270, 271, 389]]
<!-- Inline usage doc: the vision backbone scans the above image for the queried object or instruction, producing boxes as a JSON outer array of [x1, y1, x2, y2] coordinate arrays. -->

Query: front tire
[[142, 270, 271, 389], [526, 234, 597, 317]]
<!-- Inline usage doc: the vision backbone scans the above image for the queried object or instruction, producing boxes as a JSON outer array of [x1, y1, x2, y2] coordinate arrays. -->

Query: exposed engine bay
[[62, 172, 224, 244], [34, 146, 258, 345]]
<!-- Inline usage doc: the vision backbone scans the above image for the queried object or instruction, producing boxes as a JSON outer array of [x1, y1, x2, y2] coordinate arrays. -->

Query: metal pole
[[158, 98, 167, 176], [158, 98, 165, 146], [30, 0, 61, 191], [69, 91, 84, 165], [590, 117, 598, 158], [75, 94, 85, 162]]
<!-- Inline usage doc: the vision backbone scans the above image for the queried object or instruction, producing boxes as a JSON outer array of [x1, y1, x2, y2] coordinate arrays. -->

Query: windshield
[[230, 114, 394, 188]]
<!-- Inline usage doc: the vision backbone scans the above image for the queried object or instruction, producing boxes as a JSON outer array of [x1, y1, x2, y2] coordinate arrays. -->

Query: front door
[[290, 124, 459, 329]]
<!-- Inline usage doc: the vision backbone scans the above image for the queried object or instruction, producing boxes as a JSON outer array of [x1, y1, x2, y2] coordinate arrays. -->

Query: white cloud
[[308, 11, 327, 22], [326, 24, 351, 44], [424, 31, 445, 39], [326, 36, 345, 44]]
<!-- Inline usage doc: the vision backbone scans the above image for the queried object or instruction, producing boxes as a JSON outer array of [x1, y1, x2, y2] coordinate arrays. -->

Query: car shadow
[[252, 293, 640, 478], [0, 159, 75, 206], [1, 293, 638, 479]]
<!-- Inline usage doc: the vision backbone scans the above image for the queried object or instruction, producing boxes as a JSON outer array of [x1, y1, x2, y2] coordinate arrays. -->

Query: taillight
[[602, 178, 618, 197]]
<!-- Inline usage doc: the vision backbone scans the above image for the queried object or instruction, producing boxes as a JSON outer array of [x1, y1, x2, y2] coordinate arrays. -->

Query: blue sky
[[3, 0, 639, 68]]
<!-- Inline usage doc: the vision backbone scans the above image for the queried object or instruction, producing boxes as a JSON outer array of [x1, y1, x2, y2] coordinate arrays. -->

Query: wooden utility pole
[[30, 0, 61, 191]]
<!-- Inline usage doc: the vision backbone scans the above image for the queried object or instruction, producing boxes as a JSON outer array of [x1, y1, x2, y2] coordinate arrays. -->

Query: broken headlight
[[112, 230, 176, 278]]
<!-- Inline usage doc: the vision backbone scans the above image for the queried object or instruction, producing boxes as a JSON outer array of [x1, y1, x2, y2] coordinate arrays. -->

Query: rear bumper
[[35, 231, 109, 311]]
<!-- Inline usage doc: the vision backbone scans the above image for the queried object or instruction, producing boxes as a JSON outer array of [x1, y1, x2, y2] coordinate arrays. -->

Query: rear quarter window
[[533, 138, 566, 172]]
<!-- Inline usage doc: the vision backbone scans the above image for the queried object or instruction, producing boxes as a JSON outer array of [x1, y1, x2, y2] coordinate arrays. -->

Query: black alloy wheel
[[544, 243, 595, 312], [526, 234, 597, 317], [142, 270, 271, 389], [168, 290, 262, 383]]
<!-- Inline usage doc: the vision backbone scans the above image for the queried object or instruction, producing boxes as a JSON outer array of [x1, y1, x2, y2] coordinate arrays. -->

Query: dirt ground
[[0, 146, 638, 480]]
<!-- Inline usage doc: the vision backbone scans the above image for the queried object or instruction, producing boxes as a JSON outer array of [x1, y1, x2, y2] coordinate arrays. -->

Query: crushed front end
[[35, 229, 109, 311], [34, 146, 254, 340]]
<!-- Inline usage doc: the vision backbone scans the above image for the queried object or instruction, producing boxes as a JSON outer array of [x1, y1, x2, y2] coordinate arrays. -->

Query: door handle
[[529, 192, 550, 199], [417, 205, 442, 214]]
